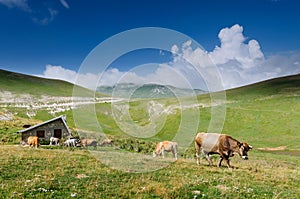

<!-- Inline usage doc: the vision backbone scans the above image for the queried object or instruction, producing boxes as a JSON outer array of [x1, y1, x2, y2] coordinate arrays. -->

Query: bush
[[113, 136, 156, 154]]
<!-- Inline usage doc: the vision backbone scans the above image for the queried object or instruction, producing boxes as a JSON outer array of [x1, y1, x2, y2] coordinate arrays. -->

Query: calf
[[195, 132, 253, 168], [153, 141, 178, 160], [28, 136, 39, 149], [81, 138, 98, 150]]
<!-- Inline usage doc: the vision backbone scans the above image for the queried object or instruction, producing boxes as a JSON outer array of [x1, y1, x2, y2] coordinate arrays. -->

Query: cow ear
[[238, 142, 243, 147], [249, 145, 253, 150]]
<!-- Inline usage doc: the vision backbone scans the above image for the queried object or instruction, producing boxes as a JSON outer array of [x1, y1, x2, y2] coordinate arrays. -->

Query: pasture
[[1, 74, 299, 198], [0, 145, 299, 198]]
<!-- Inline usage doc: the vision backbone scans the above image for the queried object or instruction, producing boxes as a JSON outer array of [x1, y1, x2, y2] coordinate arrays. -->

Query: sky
[[0, 0, 300, 90]]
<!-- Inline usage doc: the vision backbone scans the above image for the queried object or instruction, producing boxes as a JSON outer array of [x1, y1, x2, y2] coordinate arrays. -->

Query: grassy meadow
[[0, 145, 299, 198], [0, 71, 300, 198]]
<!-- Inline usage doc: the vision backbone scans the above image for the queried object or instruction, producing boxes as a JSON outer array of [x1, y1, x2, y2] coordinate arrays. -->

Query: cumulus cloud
[[42, 24, 300, 91], [209, 24, 264, 69], [42, 64, 199, 90], [207, 24, 300, 88], [42, 64, 99, 90]]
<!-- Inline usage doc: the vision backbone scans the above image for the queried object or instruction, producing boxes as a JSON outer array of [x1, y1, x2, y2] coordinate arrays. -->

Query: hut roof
[[18, 115, 71, 135]]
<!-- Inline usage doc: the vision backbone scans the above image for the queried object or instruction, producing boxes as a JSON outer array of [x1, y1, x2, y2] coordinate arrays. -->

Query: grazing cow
[[49, 137, 60, 146], [64, 138, 79, 147], [194, 132, 253, 168], [153, 141, 178, 160], [27, 136, 39, 149], [81, 139, 98, 150], [99, 139, 113, 147]]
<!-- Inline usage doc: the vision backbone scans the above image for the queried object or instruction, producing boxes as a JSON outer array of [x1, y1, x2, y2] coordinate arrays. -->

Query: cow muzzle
[[242, 155, 248, 160]]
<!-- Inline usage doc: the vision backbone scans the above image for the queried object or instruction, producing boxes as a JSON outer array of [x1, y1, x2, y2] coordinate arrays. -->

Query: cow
[[64, 138, 79, 147], [99, 139, 113, 147], [49, 137, 60, 146], [27, 136, 39, 149], [81, 139, 98, 150], [153, 141, 178, 160], [194, 132, 253, 168]]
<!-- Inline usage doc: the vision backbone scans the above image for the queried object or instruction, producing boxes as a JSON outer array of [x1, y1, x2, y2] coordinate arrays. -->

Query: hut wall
[[22, 119, 70, 142]]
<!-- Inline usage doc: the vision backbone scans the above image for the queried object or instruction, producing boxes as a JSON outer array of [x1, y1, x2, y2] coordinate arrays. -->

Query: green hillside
[[226, 74, 300, 100], [0, 71, 299, 199], [0, 69, 102, 97], [0, 70, 299, 151], [222, 74, 300, 149]]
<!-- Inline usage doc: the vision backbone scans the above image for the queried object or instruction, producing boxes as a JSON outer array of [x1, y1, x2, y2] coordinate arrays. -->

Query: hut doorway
[[54, 129, 62, 139]]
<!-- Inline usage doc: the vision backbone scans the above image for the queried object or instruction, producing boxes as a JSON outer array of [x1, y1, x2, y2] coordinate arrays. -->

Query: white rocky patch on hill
[[0, 91, 123, 117]]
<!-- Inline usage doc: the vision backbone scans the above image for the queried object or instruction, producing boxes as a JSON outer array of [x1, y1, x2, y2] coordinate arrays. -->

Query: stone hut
[[19, 115, 72, 143]]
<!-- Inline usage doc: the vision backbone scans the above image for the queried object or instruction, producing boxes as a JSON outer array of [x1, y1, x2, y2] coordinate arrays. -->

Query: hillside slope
[[226, 74, 300, 100], [0, 69, 103, 97]]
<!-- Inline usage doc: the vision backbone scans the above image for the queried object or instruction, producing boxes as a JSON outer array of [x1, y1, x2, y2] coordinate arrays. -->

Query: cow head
[[238, 142, 253, 160], [153, 151, 157, 157], [153, 150, 160, 157]]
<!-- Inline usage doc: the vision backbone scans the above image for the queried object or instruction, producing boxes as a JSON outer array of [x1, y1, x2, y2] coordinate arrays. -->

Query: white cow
[[64, 138, 79, 147], [153, 141, 178, 160], [49, 137, 60, 146]]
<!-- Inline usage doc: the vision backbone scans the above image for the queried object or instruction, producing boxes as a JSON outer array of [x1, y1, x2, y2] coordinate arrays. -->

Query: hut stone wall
[[21, 119, 70, 142]]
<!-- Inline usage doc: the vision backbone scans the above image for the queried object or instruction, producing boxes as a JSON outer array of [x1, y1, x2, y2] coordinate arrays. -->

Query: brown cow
[[99, 139, 113, 147], [81, 138, 98, 150], [195, 132, 252, 168], [153, 141, 178, 160], [27, 136, 39, 149]]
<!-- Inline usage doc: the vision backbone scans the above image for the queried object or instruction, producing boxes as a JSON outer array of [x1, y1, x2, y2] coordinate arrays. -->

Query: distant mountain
[[97, 83, 206, 98], [0, 69, 105, 97]]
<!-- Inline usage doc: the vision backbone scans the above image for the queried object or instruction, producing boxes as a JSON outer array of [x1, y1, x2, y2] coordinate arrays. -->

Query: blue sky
[[0, 0, 300, 90]]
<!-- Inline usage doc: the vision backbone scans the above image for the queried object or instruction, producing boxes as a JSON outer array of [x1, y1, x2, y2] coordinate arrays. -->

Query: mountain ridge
[[97, 83, 206, 98]]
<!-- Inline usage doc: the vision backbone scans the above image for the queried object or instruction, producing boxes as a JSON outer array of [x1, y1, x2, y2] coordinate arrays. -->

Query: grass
[[0, 145, 299, 198], [1, 71, 300, 197]]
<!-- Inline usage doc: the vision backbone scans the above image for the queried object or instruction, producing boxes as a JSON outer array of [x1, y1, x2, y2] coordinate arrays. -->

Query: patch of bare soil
[[257, 146, 287, 151]]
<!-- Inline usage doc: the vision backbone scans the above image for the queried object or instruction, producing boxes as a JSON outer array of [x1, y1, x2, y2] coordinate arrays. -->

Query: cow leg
[[218, 156, 223, 167], [205, 153, 213, 166], [225, 158, 232, 168], [195, 142, 201, 165], [161, 149, 165, 158], [219, 155, 231, 168], [172, 150, 178, 160]]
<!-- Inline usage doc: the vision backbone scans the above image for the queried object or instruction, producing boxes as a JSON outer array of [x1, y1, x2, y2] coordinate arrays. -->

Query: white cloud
[[42, 24, 300, 91], [0, 0, 31, 11], [59, 0, 69, 9], [43, 64, 77, 83], [42, 64, 99, 90], [33, 8, 58, 25], [209, 24, 264, 69], [206, 24, 300, 88], [0, 0, 65, 25]]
